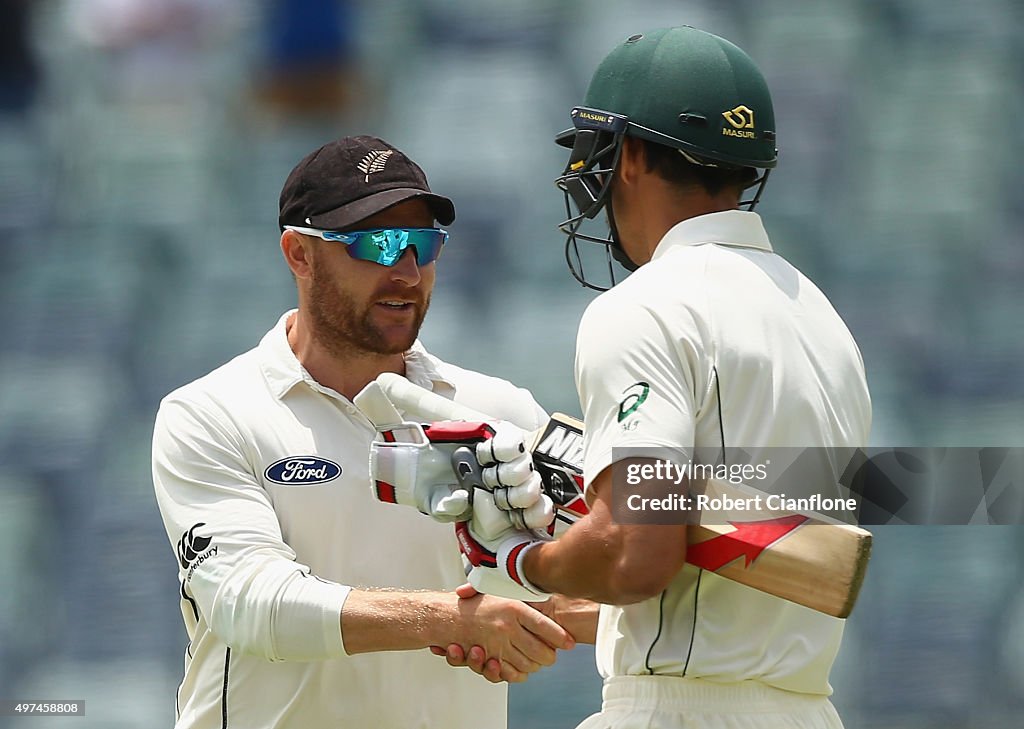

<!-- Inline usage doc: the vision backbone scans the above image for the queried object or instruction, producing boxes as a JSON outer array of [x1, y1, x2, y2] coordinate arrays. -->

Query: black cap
[[278, 135, 456, 231]]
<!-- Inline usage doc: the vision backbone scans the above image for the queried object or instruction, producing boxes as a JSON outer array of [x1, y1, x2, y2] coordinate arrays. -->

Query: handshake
[[357, 380, 556, 601]]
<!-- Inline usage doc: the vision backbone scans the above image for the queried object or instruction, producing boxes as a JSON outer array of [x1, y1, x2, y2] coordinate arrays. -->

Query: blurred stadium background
[[1, 0, 1023, 727]]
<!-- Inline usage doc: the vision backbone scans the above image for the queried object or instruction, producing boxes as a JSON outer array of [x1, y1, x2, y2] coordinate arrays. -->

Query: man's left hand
[[455, 490, 551, 602], [369, 421, 474, 522]]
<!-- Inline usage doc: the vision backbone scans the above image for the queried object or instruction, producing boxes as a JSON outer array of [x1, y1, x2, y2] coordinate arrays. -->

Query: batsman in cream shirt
[[152, 311, 547, 729], [576, 212, 871, 704]]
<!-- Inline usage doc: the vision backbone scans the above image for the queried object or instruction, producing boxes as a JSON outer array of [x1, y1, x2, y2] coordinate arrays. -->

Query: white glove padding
[[370, 423, 472, 522], [450, 448, 555, 534], [475, 421, 529, 466], [455, 492, 551, 601], [482, 451, 536, 492], [473, 422, 555, 533]]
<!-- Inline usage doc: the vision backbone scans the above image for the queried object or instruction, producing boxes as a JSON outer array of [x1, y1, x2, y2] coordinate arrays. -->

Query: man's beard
[[307, 269, 430, 358]]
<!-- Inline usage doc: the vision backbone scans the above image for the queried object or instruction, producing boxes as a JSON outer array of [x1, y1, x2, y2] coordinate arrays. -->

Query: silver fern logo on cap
[[357, 150, 394, 182]]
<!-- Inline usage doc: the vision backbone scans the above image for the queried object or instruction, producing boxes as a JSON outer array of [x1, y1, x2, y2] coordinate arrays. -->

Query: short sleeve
[[574, 291, 710, 492]]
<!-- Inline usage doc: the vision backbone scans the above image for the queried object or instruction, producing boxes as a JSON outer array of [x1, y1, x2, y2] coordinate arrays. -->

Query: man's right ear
[[281, 229, 314, 279], [616, 136, 648, 187]]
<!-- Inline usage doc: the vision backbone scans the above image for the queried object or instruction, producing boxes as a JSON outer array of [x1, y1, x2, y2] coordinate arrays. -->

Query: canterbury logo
[[722, 105, 755, 129], [178, 523, 213, 570], [357, 150, 393, 182]]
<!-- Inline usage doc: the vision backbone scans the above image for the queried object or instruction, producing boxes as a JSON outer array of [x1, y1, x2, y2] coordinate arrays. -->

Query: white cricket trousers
[[574, 676, 844, 729]]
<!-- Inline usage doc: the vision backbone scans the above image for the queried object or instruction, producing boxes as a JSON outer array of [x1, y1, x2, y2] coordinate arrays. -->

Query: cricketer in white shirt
[[152, 310, 548, 729], [568, 210, 871, 726]]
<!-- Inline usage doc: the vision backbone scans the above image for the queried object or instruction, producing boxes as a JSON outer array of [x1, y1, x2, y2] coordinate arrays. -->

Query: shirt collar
[[259, 310, 304, 399], [651, 210, 773, 261], [258, 309, 455, 401], [403, 341, 457, 398]]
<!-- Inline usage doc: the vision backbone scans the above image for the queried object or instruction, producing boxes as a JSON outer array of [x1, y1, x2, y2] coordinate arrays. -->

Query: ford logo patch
[[265, 456, 342, 485]]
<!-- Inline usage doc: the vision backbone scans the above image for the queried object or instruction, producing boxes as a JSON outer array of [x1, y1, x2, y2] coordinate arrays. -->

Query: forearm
[[340, 589, 459, 655], [523, 467, 689, 605], [341, 587, 575, 678], [524, 521, 634, 604], [544, 595, 599, 645]]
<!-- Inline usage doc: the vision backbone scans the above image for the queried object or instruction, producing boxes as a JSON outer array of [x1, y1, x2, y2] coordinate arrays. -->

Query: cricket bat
[[369, 373, 872, 618]]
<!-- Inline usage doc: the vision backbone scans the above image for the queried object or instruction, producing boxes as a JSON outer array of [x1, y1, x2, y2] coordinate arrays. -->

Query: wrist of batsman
[[455, 521, 550, 599]]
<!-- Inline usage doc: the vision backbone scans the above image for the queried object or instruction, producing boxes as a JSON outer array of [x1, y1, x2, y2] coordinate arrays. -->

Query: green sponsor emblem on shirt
[[617, 382, 650, 422]]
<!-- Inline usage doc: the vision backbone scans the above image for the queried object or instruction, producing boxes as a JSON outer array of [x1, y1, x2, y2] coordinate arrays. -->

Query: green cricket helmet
[[555, 26, 778, 290]]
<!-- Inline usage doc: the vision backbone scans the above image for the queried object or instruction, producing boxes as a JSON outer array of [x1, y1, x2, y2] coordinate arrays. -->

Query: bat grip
[[376, 372, 493, 423]]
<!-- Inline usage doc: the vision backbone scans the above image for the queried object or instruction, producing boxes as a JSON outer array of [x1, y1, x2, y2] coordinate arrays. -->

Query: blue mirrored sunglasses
[[284, 226, 448, 266]]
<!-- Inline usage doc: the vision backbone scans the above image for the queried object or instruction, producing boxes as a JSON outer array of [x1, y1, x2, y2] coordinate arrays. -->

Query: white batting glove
[[450, 446, 554, 538], [455, 490, 551, 602], [474, 422, 555, 533], [370, 423, 473, 522], [358, 380, 476, 522]]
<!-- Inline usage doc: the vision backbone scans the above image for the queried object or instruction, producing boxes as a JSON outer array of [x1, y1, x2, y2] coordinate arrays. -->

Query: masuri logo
[[722, 105, 755, 129], [721, 105, 757, 139]]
